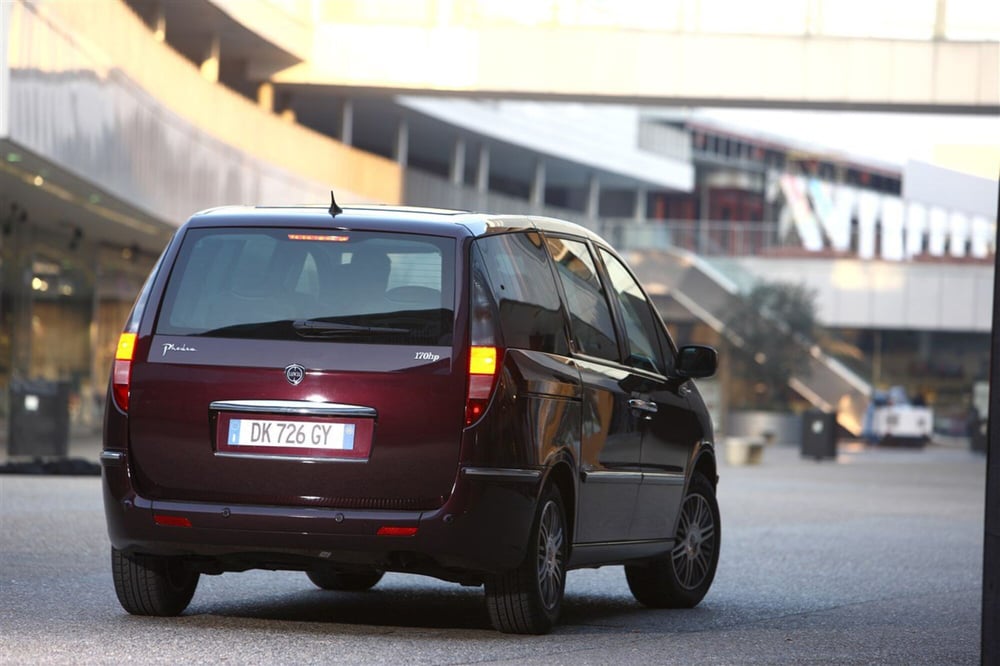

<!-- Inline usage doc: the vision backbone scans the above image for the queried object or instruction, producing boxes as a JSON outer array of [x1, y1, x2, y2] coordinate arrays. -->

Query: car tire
[[625, 472, 720, 608], [111, 547, 198, 616], [484, 485, 567, 635], [306, 569, 384, 591]]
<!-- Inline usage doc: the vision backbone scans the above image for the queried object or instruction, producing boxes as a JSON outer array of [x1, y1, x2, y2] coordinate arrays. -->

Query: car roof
[[184, 204, 606, 243]]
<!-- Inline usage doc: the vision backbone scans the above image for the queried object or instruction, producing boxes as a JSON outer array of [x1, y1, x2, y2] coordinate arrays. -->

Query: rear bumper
[[102, 452, 541, 578]]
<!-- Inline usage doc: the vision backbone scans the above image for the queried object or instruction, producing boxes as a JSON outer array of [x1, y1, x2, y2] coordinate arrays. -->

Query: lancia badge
[[284, 363, 306, 386]]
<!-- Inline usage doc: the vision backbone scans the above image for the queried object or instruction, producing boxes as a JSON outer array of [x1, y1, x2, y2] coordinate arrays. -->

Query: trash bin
[[7, 380, 70, 457], [801, 409, 837, 460]]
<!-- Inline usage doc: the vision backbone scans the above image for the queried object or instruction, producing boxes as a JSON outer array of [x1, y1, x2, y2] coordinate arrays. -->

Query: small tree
[[725, 281, 818, 410]]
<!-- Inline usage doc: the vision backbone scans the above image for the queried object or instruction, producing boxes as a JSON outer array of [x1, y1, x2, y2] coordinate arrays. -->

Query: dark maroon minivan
[[102, 203, 719, 634]]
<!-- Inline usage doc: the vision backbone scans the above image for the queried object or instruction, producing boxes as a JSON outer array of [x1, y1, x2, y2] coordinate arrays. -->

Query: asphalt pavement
[[0, 439, 986, 664]]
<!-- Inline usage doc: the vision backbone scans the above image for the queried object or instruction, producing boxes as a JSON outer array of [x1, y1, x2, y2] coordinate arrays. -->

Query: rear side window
[[156, 228, 455, 346], [545, 237, 619, 362], [472, 232, 568, 355]]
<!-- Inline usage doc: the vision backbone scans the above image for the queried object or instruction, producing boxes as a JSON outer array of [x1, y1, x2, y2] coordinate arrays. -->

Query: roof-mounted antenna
[[328, 190, 343, 217]]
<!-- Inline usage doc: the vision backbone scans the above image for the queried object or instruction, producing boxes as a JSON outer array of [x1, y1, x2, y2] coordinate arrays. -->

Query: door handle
[[628, 398, 658, 414]]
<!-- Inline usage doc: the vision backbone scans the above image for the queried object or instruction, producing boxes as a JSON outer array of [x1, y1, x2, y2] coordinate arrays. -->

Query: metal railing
[[598, 219, 790, 256], [405, 170, 998, 266]]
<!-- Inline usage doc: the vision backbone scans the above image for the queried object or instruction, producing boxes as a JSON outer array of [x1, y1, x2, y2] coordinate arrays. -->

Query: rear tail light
[[109, 254, 161, 414], [466, 345, 501, 425], [112, 332, 136, 412], [466, 254, 503, 426]]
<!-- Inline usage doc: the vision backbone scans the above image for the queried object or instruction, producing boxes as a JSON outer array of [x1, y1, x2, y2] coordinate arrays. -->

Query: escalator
[[626, 246, 871, 436]]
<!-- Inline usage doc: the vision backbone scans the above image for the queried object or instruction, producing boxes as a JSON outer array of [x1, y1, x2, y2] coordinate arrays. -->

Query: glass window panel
[[474, 232, 568, 354], [599, 249, 666, 374], [546, 237, 619, 362], [156, 228, 454, 346]]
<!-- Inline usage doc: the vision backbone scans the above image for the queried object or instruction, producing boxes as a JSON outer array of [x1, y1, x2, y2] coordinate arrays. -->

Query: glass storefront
[[0, 216, 156, 446]]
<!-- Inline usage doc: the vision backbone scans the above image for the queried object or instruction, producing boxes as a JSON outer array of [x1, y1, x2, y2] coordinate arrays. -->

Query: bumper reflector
[[154, 514, 192, 528], [376, 526, 418, 537]]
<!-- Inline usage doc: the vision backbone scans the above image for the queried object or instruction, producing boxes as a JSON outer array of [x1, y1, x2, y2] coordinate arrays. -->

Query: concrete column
[[917, 330, 932, 361], [633, 187, 648, 221], [805, 0, 823, 36], [152, 0, 166, 41], [873, 330, 886, 386], [394, 119, 408, 167], [530, 160, 546, 209], [340, 100, 354, 146], [586, 175, 600, 220], [450, 138, 465, 185], [256, 82, 274, 113], [679, 0, 702, 31], [476, 145, 490, 193], [5, 203, 33, 379], [698, 172, 711, 254], [199, 33, 220, 83], [0, 2, 10, 139], [934, 0, 948, 39]]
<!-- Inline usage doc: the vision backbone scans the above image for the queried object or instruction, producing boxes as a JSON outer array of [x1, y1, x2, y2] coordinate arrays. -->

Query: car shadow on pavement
[[177, 586, 649, 634], [197, 588, 490, 631], [0, 457, 100, 475]]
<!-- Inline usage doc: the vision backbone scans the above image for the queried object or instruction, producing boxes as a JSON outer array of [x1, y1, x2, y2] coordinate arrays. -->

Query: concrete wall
[[3, 0, 401, 228], [271, 2, 1000, 112], [903, 161, 999, 219]]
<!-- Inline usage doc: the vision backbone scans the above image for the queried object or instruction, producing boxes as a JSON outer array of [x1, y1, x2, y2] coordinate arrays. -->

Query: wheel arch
[[691, 441, 719, 489], [541, 459, 577, 550]]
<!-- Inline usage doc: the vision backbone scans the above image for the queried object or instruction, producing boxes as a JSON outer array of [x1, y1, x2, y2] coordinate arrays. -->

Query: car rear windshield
[[155, 227, 455, 345]]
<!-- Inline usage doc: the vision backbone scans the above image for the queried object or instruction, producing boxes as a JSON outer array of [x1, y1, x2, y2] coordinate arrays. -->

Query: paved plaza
[[0, 439, 986, 664]]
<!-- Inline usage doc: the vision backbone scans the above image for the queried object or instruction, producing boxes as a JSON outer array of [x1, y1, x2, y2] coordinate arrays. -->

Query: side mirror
[[675, 345, 717, 379]]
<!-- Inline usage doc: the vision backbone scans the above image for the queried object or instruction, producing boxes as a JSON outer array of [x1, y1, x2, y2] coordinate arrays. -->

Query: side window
[[546, 237, 619, 362], [599, 249, 668, 375], [473, 232, 569, 355]]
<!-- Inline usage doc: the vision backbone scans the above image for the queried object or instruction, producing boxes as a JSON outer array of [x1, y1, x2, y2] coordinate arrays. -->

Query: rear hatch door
[[128, 225, 464, 510]]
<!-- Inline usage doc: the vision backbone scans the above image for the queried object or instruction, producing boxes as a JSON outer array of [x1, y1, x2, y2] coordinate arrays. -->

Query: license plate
[[228, 419, 355, 450], [217, 416, 372, 459]]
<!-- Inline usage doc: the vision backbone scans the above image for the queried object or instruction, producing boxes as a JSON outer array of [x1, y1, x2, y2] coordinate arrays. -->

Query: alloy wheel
[[671, 492, 716, 590], [536, 499, 565, 610]]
